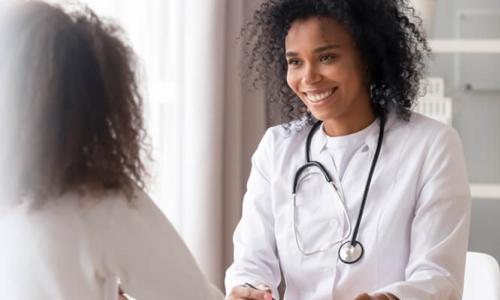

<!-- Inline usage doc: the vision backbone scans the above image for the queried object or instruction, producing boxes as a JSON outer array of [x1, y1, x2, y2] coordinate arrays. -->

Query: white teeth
[[305, 88, 335, 103]]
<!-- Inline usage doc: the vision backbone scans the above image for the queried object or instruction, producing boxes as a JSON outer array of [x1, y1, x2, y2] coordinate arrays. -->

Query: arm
[[225, 130, 282, 299], [104, 189, 223, 300], [375, 127, 471, 300]]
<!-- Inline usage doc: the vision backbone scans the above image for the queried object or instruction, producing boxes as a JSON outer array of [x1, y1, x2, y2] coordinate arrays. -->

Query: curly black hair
[[0, 1, 148, 201], [241, 0, 430, 125]]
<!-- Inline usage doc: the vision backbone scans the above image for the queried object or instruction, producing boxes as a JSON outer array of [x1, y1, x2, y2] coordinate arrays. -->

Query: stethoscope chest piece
[[338, 240, 364, 264]]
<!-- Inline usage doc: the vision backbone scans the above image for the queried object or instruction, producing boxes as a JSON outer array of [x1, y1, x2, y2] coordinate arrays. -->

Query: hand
[[118, 286, 129, 300], [228, 284, 273, 300], [353, 292, 398, 300]]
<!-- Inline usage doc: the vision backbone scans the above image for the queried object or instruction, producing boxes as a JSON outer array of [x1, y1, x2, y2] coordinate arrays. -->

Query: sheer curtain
[[40, 0, 266, 288]]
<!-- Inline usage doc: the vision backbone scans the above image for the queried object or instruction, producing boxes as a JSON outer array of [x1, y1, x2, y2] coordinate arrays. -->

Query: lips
[[304, 87, 338, 103]]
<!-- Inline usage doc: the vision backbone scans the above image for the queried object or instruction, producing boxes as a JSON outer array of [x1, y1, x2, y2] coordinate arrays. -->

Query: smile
[[304, 87, 338, 103]]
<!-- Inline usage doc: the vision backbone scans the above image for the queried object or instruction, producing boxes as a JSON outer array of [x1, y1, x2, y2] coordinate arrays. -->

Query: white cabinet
[[430, 39, 500, 53], [427, 39, 500, 200]]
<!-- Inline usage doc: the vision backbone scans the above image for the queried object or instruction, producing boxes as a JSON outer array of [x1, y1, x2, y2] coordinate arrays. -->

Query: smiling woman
[[241, 0, 428, 128], [284, 17, 374, 137], [225, 1, 471, 300]]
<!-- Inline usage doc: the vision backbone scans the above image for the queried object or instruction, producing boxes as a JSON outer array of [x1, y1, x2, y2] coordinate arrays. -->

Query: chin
[[310, 110, 342, 122]]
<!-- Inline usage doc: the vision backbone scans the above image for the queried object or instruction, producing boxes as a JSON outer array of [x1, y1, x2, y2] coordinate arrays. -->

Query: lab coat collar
[[310, 110, 397, 157], [365, 111, 397, 152]]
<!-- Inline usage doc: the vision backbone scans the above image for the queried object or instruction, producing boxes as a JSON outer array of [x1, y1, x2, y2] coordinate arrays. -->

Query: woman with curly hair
[[0, 1, 222, 299], [225, 0, 470, 299]]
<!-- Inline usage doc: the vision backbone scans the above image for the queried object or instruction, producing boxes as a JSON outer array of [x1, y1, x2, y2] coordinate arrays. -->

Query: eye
[[319, 54, 337, 63], [287, 58, 302, 67]]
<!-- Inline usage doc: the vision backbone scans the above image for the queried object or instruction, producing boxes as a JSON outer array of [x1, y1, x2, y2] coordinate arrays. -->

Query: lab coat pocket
[[293, 171, 349, 254]]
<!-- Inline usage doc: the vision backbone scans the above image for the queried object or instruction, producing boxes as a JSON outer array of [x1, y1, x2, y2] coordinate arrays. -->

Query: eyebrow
[[285, 44, 340, 57]]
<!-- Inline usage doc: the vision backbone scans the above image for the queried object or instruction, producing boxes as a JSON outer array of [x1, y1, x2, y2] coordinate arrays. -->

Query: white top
[[323, 119, 377, 181], [225, 112, 471, 300], [0, 188, 223, 300]]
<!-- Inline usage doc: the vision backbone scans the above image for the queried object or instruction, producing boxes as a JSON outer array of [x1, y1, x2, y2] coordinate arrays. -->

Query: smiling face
[[285, 17, 374, 136]]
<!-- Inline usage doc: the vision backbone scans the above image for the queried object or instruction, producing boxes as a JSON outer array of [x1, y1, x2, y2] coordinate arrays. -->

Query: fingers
[[353, 293, 371, 300], [353, 292, 393, 300], [230, 285, 271, 300], [118, 286, 129, 300], [255, 285, 273, 300], [371, 293, 394, 300], [255, 284, 272, 293]]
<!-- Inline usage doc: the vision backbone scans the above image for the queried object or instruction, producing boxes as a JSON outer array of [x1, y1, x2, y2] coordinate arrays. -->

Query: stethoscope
[[291, 116, 385, 264]]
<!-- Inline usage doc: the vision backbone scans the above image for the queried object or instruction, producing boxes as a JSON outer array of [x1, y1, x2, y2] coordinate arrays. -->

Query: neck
[[322, 106, 376, 137]]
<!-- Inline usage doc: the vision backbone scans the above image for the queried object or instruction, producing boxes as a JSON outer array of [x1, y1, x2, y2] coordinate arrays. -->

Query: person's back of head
[[0, 0, 147, 204]]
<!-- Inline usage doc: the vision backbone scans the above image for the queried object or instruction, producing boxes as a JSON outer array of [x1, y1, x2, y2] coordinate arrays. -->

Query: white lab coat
[[0, 188, 223, 300], [225, 112, 471, 300]]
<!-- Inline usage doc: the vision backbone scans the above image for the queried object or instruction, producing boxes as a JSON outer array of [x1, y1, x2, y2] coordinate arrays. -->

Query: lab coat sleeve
[[376, 126, 471, 300], [104, 189, 223, 300], [225, 129, 282, 298]]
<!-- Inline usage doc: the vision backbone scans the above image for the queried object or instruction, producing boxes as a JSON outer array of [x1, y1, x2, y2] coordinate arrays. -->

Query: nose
[[302, 63, 322, 85]]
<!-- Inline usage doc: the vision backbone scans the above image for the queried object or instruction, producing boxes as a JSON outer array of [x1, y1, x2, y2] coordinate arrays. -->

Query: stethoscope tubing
[[292, 116, 385, 262], [349, 116, 385, 246]]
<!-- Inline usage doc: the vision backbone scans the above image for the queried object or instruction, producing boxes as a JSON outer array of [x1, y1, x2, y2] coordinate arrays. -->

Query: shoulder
[[0, 188, 161, 258], [0, 195, 83, 246], [0, 195, 100, 295], [0, 192, 119, 256], [265, 118, 311, 139], [391, 111, 460, 146], [107, 186, 168, 227], [385, 112, 465, 176], [102, 186, 179, 249], [260, 118, 311, 152], [408, 112, 454, 133], [251, 119, 311, 172]]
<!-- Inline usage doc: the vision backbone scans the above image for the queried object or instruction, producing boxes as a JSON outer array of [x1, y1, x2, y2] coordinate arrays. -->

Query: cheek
[[343, 72, 365, 95], [340, 61, 366, 89], [286, 71, 299, 93]]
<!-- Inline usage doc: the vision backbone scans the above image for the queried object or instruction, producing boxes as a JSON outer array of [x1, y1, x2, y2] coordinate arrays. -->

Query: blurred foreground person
[[0, 1, 223, 299]]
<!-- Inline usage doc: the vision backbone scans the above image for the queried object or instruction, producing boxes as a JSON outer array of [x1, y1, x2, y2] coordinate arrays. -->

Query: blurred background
[[1, 0, 499, 290]]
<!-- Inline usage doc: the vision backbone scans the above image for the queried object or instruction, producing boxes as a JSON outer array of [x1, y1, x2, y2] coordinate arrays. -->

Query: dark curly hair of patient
[[241, 0, 430, 125], [0, 1, 148, 201]]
